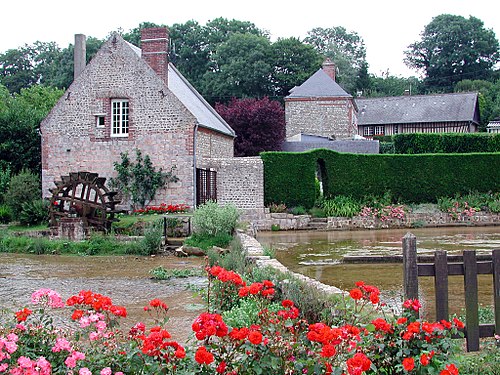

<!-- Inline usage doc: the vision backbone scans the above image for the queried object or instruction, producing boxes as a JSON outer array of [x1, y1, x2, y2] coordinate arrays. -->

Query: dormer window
[[111, 99, 129, 137]]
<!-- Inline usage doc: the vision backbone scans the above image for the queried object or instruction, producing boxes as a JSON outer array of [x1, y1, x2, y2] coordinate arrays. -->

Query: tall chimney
[[322, 58, 336, 82], [141, 27, 169, 85], [74, 34, 86, 80]]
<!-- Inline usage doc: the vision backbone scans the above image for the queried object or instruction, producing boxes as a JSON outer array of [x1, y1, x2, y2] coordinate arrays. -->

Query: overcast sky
[[1, 0, 499, 77]]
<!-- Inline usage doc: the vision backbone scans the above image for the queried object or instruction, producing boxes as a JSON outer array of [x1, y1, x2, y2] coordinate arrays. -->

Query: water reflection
[[257, 226, 500, 318]]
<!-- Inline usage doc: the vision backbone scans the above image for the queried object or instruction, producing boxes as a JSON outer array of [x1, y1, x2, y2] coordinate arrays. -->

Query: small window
[[111, 99, 129, 137], [363, 126, 374, 136], [375, 126, 385, 135], [96, 115, 105, 127], [393, 125, 399, 134]]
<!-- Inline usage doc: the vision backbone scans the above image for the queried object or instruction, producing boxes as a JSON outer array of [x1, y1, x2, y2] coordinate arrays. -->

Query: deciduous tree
[[404, 14, 500, 92], [216, 97, 285, 156]]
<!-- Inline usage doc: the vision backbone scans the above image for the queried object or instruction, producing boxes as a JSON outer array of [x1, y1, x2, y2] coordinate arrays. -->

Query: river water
[[0, 254, 206, 343], [257, 226, 500, 318]]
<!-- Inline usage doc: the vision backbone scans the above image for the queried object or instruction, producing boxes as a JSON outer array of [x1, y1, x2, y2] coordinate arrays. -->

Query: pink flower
[[100, 368, 112, 375], [36, 357, 52, 375], [31, 288, 65, 308], [79, 368, 92, 375], [18, 356, 34, 369], [52, 337, 72, 352], [0, 363, 8, 372]]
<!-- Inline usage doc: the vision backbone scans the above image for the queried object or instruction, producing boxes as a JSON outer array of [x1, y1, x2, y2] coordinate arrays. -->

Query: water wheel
[[49, 172, 121, 232]]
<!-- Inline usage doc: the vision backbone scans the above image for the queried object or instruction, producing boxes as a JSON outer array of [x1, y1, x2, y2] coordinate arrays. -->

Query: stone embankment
[[236, 231, 344, 296], [243, 210, 500, 232]]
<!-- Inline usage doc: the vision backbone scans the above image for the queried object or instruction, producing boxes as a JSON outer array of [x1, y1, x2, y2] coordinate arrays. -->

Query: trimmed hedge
[[261, 149, 500, 206], [393, 133, 500, 154]]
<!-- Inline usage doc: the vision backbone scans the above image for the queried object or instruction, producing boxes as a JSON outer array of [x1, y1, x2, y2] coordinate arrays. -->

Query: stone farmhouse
[[284, 59, 480, 143], [41, 28, 264, 211]]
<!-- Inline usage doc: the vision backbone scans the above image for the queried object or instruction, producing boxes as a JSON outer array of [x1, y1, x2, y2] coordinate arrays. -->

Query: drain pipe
[[192, 123, 199, 208]]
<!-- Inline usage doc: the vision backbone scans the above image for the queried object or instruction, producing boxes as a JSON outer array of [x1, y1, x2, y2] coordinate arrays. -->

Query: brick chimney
[[74, 34, 86, 80], [141, 27, 169, 84], [322, 58, 336, 81]]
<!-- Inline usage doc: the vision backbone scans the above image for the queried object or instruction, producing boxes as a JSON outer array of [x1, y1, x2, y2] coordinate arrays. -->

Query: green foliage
[[139, 220, 163, 255], [0, 85, 64, 173], [184, 232, 233, 251], [262, 149, 500, 206], [267, 203, 287, 213], [5, 169, 41, 220], [270, 224, 281, 231], [222, 298, 282, 328], [191, 201, 239, 237], [0, 164, 11, 203], [455, 342, 500, 375], [289, 206, 307, 215], [320, 196, 361, 217], [393, 133, 500, 154], [405, 14, 500, 91], [438, 191, 500, 214], [206, 238, 248, 276], [149, 266, 204, 280], [0, 204, 12, 224], [378, 141, 395, 154], [110, 149, 178, 209], [18, 199, 49, 226]]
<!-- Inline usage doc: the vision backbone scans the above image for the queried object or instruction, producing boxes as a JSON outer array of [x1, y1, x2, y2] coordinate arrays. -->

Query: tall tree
[[216, 97, 285, 156], [0, 85, 63, 173], [271, 37, 322, 98], [200, 33, 273, 102], [304, 26, 367, 94], [405, 14, 500, 92]]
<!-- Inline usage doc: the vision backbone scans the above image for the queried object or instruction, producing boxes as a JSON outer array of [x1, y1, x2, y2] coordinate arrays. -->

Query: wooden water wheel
[[49, 172, 121, 232]]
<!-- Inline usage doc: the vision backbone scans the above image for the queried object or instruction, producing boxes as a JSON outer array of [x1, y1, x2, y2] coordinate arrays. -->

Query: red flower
[[420, 351, 434, 366], [15, 307, 32, 322], [369, 292, 380, 304], [248, 330, 263, 345], [110, 305, 127, 317], [346, 352, 371, 375], [452, 317, 464, 329], [282, 299, 294, 308], [440, 363, 459, 375], [403, 299, 421, 311], [371, 318, 392, 333], [71, 309, 84, 321], [403, 357, 415, 371], [195, 346, 214, 365], [321, 344, 336, 358], [148, 298, 168, 310], [349, 288, 363, 300]]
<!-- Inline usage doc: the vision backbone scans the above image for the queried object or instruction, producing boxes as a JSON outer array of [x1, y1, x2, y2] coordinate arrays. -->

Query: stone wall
[[285, 98, 356, 139], [248, 211, 500, 231], [197, 157, 264, 210], [196, 127, 234, 159]]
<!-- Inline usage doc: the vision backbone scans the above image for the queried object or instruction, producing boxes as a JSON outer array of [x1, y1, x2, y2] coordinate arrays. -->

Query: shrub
[[393, 133, 500, 154], [184, 232, 233, 250], [149, 266, 204, 280], [18, 199, 49, 226], [0, 204, 12, 224], [320, 195, 361, 217], [5, 169, 40, 220], [0, 165, 11, 204], [192, 201, 239, 237], [289, 205, 307, 215], [139, 219, 163, 255], [267, 202, 287, 213]]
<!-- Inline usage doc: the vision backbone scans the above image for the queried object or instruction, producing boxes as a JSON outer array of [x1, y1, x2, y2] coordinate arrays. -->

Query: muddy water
[[0, 254, 207, 343], [257, 226, 500, 318]]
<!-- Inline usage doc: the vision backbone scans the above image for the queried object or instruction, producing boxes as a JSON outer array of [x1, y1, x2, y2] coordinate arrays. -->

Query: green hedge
[[393, 133, 500, 154], [261, 149, 500, 206]]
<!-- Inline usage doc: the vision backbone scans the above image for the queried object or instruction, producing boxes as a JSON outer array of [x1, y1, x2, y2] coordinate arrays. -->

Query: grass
[[149, 266, 205, 280]]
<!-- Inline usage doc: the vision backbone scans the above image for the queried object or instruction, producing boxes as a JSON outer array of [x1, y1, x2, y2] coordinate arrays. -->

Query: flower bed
[[132, 203, 190, 215], [0, 269, 464, 374]]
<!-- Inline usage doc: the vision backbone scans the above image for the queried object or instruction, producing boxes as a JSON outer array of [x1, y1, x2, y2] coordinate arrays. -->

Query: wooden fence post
[[493, 249, 500, 336], [434, 250, 449, 321], [403, 233, 419, 315], [463, 250, 479, 352]]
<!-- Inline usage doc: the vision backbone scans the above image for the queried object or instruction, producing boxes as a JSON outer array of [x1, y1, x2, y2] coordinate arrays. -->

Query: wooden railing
[[402, 232, 500, 351]]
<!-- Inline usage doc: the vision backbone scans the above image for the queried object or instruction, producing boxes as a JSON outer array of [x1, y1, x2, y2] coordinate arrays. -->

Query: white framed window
[[111, 99, 129, 137], [374, 126, 385, 135], [363, 126, 374, 136], [393, 125, 399, 134], [95, 115, 105, 128]]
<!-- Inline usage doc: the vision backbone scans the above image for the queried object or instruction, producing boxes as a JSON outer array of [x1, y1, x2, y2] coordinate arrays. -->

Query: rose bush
[[0, 267, 463, 374]]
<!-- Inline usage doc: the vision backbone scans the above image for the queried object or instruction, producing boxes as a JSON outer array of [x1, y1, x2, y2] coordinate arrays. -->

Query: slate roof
[[286, 69, 352, 99], [355, 92, 479, 126], [125, 40, 235, 137]]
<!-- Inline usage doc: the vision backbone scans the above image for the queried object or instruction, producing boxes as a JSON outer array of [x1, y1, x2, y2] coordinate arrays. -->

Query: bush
[[289, 206, 307, 215], [268, 202, 287, 213], [18, 199, 49, 226], [393, 133, 500, 154], [320, 196, 361, 217], [0, 204, 12, 224], [139, 219, 163, 255], [262, 149, 500, 206], [184, 232, 233, 250], [192, 201, 239, 236], [5, 170, 41, 220]]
